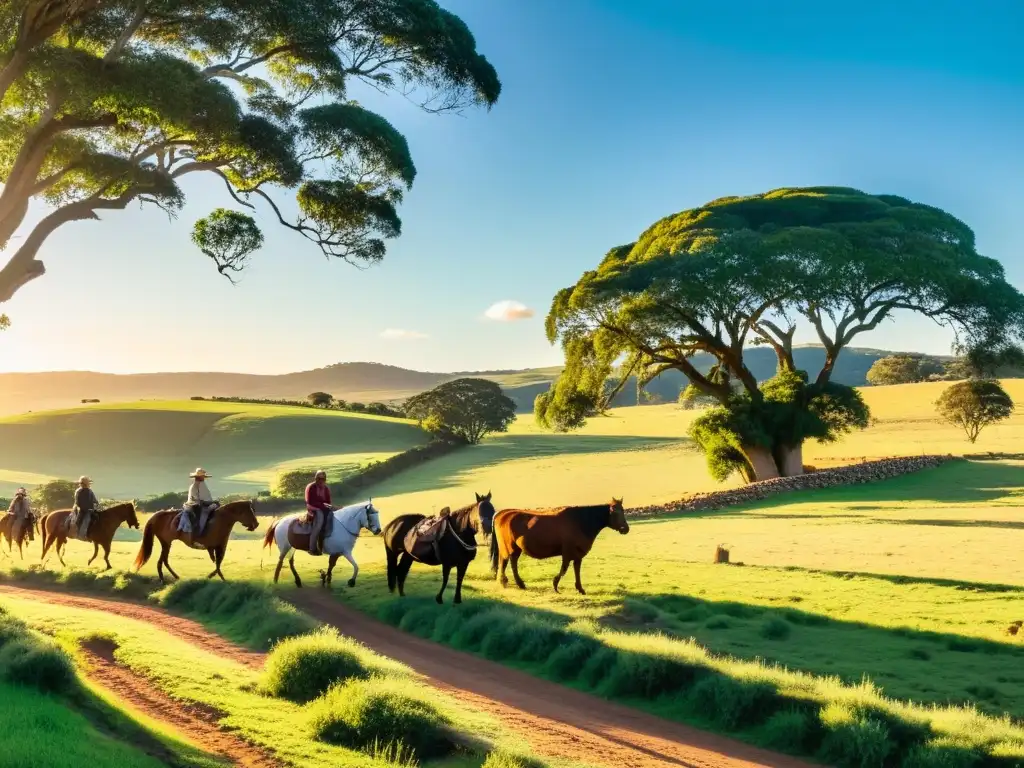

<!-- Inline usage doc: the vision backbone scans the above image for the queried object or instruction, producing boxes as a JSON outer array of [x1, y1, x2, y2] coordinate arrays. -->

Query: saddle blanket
[[287, 512, 333, 539], [404, 516, 448, 561], [173, 510, 210, 549], [62, 514, 91, 541]]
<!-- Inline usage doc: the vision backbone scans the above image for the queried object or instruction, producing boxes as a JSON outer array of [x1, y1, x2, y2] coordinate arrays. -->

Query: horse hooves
[[454, 597, 462, 605], [435, 595, 443, 605], [577, 588, 587, 596], [347, 578, 356, 588]]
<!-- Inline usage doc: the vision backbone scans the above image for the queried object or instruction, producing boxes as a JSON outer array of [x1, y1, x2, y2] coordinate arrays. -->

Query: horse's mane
[[563, 504, 611, 539], [449, 503, 479, 532]]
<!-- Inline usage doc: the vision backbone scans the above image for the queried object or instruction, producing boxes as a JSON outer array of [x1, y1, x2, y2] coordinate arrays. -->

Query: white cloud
[[484, 300, 535, 322], [380, 328, 429, 340]]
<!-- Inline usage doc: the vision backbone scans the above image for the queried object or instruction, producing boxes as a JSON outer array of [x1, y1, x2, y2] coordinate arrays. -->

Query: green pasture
[[0, 400, 428, 498]]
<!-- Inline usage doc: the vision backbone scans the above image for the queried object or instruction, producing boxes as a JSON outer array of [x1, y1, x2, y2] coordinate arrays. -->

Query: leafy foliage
[[542, 187, 1024, 481], [935, 379, 1014, 443], [405, 377, 516, 444], [866, 355, 944, 386], [34, 479, 77, 512], [0, 0, 500, 302], [306, 391, 333, 407]]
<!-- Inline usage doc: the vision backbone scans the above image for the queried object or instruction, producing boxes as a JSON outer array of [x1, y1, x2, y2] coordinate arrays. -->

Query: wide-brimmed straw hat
[[190, 468, 211, 479], [15, 488, 26, 497], [79, 476, 91, 485]]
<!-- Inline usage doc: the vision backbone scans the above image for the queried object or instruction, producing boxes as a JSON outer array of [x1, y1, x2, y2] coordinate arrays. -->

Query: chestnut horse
[[383, 493, 495, 605], [133, 500, 259, 583], [0, 513, 37, 559], [40, 502, 140, 570], [493, 498, 629, 595]]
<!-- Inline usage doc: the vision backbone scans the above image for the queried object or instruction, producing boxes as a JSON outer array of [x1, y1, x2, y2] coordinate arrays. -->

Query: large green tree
[[0, 0, 499, 303], [865, 354, 944, 386], [405, 377, 516, 444], [541, 187, 1024, 482]]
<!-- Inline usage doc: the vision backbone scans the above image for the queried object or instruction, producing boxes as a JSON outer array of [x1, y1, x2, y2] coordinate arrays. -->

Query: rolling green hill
[[0, 400, 429, 498], [0, 347, 944, 417]]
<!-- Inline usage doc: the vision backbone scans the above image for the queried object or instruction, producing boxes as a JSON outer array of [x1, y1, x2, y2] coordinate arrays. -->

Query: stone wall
[[627, 454, 959, 518]]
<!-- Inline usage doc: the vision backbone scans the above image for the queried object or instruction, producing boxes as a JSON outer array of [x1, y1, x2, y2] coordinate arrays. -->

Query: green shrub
[[705, 615, 732, 630], [272, 470, 311, 499], [903, 740, 983, 768], [759, 616, 792, 640], [0, 633, 76, 695], [544, 637, 599, 681], [308, 676, 457, 760], [688, 675, 779, 730], [758, 709, 817, 753], [818, 702, 894, 768], [602, 648, 701, 698], [263, 628, 377, 703]]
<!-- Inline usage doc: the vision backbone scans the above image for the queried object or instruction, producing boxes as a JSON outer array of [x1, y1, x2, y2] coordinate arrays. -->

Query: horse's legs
[[436, 563, 452, 605], [156, 540, 170, 583], [322, 554, 339, 588], [342, 550, 358, 588], [572, 557, 586, 595], [453, 561, 468, 604], [214, 545, 226, 581], [87, 542, 99, 566], [553, 555, 571, 593], [386, 547, 399, 593], [396, 553, 414, 597], [273, 554, 285, 584], [498, 551, 510, 588], [509, 549, 527, 589], [56, 538, 67, 568], [288, 553, 303, 588], [102, 542, 112, 571]]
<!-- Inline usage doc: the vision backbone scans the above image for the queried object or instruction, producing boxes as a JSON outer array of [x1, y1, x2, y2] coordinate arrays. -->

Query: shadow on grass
[[362, 434, 689, 498]]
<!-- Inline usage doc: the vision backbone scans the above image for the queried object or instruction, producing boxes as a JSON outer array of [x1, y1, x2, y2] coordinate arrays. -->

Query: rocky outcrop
[[627, 455, 958, 518]]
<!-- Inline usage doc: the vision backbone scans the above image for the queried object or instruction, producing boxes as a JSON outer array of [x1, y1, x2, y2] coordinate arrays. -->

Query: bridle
[[339, 505, 378, 537]]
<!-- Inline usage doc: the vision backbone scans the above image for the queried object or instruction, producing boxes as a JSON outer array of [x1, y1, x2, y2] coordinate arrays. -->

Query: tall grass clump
[[153, 580, 315, 650], [263, 627, 407, 703], [481, 751, 548, 768], [1, 566, 155, 601], [0, 610, 75, 694], [308, 676, 459, 761]]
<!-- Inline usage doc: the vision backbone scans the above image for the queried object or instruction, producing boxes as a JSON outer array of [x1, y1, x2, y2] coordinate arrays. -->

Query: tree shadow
[[361, 434, 689, 499]]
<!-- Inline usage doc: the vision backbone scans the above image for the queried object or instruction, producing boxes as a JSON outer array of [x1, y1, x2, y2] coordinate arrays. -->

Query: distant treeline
[[190, 395, 403, 419]]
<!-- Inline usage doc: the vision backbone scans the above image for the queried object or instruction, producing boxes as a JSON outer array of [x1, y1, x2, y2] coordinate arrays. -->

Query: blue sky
[[2, 0, 1022, 374]]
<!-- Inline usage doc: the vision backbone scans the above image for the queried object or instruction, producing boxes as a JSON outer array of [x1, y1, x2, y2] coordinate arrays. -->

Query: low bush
[[481, 752, 548, 768], [308, 676, 458, 761], [153, 580, 315, 650], [0, 612, 75, 694], [263, 627, 404, 703]]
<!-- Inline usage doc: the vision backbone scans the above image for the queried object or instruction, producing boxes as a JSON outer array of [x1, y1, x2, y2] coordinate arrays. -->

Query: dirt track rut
[[0, 585, 816, 768]]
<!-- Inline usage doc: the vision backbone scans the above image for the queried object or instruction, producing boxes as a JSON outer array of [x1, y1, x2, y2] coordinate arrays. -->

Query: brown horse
[[40, 502, 140, 570], [133, 500, 259, 583], [0, 513, 37, 559], [493, 498, 629, 595]]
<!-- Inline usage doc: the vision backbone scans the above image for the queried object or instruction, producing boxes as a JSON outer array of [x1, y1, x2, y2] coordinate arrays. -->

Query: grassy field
[[0, 400, 429, 498], [2, 380, 1024, 764]]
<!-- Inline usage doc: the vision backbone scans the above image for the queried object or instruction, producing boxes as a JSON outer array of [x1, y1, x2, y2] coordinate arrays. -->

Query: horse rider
[[71, 476, 99, 540], [6, 488, 32, 544], [304, 470, 333, 556], [185, 468, 220, 538]]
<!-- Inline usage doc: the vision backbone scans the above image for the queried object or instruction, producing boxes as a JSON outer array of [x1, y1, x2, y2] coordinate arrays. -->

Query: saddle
[[64, 511, 93, 541], [173, 506, 216, 549], [288, 510, 333, 537], [404, 514, 449, 562]]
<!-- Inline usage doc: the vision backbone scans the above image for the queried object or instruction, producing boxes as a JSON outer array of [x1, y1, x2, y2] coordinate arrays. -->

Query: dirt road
[[0, 585, 816, 768]]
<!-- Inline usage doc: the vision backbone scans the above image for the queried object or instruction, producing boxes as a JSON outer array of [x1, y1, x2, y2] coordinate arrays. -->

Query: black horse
[[383, 492, 495, 604]]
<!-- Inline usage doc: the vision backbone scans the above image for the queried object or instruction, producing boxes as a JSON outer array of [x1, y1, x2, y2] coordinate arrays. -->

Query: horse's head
[[118, 501, 141, 529], [609, 497, 629, 534], [241, 500, 259, 531], [475, 491, 495, 535], [363, 499, 382, 535]]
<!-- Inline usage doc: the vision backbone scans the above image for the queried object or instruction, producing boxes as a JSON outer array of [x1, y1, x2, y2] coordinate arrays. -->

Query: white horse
[[264, 500, 382, 588]]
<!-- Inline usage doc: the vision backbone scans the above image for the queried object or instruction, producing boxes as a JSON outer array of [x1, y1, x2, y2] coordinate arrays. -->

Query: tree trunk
[[776, 443, 805, 477], [740, 445, 781, 482]]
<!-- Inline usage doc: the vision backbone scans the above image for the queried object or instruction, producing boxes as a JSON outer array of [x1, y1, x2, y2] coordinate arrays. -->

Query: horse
[[133, 499, 259, 583], [493, 498, 629, 595], [0, 512, 36, 559], [262, 500, 382, 588], [39, 502, 140, 570], [383, 492, 495, 605]]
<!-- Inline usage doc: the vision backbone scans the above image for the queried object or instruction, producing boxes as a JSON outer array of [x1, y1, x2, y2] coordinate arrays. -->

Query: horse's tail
[[260, 520, 279, 571], [133, 515, 156, 572], [39, 513, 50, 556], [489, 531, 499, 573]]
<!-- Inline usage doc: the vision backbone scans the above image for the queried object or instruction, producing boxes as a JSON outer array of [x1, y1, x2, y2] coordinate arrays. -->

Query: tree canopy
[[405, 377, 516, 444], [935, 379, 1014, 443], [0, 0, 500, 303], [541, 187, 1024, 482], [306, 391, 333, 407], [865, 354, 944, 386]]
